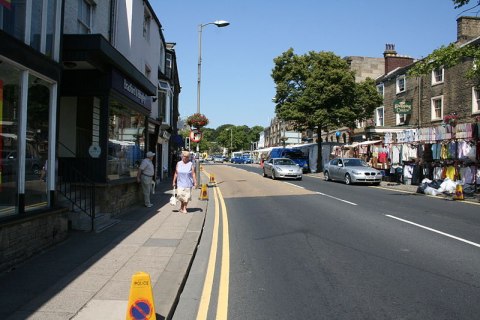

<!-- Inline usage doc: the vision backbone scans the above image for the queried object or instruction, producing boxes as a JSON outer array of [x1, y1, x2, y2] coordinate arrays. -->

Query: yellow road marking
[[216, 186, 230, 320], [196, 180, 220, 320]]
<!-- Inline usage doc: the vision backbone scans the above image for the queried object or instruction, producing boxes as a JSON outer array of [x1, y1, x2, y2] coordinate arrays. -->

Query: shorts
[[177, 187, 192, 202]]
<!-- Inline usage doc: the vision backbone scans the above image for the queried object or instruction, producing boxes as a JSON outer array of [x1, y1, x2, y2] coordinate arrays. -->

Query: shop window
[[24, 75, 50, 212], [0, 60, 21, 217], [108, 100, 145, 180], [431, 95, 443, 121]]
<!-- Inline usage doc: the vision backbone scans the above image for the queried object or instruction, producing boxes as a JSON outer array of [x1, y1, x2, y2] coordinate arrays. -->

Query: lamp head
[[214, 20, 230, 27]]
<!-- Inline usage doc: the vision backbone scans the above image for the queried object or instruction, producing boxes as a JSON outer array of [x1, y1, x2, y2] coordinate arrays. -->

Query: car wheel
[[324, 171, 330, 181], [271, 170, 276, 180], [345, 173, 352, 185], [297, 177, 302, 181]]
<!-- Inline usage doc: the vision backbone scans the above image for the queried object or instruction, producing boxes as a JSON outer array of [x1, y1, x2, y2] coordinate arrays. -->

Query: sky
[[151, 0, 470, 130]]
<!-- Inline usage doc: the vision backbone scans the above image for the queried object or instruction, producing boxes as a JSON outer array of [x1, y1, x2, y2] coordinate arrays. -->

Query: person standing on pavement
[[137, 151, 155, 207], [173, 150, 197, 213]]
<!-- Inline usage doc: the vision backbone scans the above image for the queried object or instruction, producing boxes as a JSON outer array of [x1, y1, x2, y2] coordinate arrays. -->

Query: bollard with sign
[[126, 272, 156, 320]]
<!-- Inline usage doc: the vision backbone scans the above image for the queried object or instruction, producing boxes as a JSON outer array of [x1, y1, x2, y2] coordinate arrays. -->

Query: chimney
[[457, 16, 480, 44], [383, 43, 414, 74]]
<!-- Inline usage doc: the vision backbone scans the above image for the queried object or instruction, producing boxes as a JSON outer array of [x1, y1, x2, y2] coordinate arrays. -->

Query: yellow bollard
[[453, 184, 464, 200], [126, 272, 156, 320], [199, 183, 209, 200]]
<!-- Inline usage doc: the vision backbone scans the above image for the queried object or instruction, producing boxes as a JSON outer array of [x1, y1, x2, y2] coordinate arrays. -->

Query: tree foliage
[[452, 0, 478, 8], [271, 48, 382, 170]]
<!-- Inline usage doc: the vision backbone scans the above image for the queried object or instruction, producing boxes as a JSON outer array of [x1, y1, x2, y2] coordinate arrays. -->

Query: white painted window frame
[[431, 95, 444, 121], [396, 75, 406, 94], [431, 68, 444, 85]]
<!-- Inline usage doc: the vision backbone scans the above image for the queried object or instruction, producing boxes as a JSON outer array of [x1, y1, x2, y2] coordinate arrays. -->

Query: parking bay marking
[[386, 214, 480, 249]]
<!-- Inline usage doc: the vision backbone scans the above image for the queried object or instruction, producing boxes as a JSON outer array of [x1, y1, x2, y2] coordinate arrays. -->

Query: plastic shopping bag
[[169, 188, 177, 206]]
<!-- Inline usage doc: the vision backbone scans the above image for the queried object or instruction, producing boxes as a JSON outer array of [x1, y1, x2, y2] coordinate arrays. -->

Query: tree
[[271, 48, 382, 171], [452, 0, 479, 8]]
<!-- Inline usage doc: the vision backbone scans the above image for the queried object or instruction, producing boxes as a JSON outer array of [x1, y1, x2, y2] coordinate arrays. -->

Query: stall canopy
[[343, 140, 382, 148]]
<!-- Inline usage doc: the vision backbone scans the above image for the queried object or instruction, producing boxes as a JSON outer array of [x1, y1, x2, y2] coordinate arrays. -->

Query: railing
[[57, 141, 96, 231]]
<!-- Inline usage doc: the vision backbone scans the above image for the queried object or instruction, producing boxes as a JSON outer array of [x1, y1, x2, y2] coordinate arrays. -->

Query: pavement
[[0, 176, 210, 320], [1, 167, 478, 320]]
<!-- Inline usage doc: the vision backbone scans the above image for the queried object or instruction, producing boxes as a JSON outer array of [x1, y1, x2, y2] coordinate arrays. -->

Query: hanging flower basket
[[187, 113, 209, 128], [443, 114, 458, 127]]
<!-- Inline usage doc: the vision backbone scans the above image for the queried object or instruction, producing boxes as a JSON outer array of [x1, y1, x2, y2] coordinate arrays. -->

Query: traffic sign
[[190, 129, 202, 143]]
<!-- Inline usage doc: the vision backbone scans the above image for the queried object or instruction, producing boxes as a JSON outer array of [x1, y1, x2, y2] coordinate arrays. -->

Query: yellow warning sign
[[208, 173, 216, 186], [199, 183, 209, 201], [126, 272, 156, 320], [453, 184, 464, 200]]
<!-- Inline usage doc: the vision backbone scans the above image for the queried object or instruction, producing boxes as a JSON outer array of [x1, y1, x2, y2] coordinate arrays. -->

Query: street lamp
[[195, 20, 229, 188]]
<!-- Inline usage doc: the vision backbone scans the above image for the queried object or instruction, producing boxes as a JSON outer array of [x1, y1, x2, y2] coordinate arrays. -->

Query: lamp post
[[195, 20, 229, 187]]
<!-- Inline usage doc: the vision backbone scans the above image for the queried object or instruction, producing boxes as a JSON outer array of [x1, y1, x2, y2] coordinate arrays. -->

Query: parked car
[[323, 158, 382, 185], [267, 147, 309, 172], [213, 155, 225, 163], [262, 158, 302, 180]]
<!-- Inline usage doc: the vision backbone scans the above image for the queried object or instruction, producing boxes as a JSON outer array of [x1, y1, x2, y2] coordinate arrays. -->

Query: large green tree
[[271, 48, 382, 171]]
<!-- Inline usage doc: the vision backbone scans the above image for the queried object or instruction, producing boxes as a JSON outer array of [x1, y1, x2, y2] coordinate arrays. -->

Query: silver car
[[263, 158, 302, 180], [324, 158, 382, 185]]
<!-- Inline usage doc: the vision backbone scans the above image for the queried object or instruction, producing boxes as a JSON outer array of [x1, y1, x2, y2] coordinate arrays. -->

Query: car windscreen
[[275, 159, 295, 165], [343, 159, 368, 167]]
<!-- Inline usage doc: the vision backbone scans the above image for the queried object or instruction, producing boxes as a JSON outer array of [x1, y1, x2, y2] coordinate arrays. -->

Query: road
[[175, 163, 480, 320]]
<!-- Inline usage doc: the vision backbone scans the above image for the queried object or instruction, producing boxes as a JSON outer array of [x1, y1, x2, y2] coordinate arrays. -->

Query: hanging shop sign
[[393, 100, 412, 114]]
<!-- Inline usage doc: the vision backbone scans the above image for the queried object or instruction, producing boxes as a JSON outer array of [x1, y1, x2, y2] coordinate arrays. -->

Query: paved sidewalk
[[0, 178, 210, 320]]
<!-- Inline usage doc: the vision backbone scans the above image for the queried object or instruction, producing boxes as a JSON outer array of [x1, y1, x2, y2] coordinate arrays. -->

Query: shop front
[[60, 35, 157, 217]]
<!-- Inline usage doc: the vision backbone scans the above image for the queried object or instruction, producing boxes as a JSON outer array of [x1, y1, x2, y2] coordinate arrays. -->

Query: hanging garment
[[445, 166, 456, 180]]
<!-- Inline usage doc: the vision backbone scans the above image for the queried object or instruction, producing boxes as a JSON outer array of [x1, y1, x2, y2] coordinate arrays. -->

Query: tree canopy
[[271, 48, 382, 170]]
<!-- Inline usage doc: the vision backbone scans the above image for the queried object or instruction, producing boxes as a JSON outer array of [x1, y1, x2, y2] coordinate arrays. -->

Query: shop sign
[[111, 70, 150, 111], [393, 100, 412, 114]]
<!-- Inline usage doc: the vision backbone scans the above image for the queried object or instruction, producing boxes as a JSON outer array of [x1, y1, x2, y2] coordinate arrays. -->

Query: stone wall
[[96, 181, 143, 217], [0, 209, 69, 272]]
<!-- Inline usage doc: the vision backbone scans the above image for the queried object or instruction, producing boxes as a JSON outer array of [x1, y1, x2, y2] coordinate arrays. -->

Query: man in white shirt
[[137, 151, 155, 207]]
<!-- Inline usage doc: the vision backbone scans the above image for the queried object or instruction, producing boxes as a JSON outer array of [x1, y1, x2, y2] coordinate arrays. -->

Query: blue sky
[[152, 0, 467, 129]]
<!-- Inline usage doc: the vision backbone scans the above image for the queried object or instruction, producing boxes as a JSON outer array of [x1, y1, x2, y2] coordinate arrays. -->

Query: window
[[78, 0, 93, 34], [396, 75, 406, 93], [396, 113, 407, 125], [431, 95, 443, 120], [472, 87, 480, 114], [376, 83, 384, 98], [432, 68, 444, 85], [143, 6, 151, 40], [375, 107, 384, 126], [165, 53, 172, 79]]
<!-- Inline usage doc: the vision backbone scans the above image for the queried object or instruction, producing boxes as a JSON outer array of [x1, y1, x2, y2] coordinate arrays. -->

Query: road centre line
[[386, 214, 480, 249], [315, 192, 358, 206]]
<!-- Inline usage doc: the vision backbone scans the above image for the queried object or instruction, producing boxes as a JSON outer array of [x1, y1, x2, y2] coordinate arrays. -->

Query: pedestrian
[[137, 151, 155, 207], [173, 150, 197, 213]]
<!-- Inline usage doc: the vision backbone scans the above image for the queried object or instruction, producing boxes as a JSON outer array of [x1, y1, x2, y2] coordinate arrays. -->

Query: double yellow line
[[197, 173, 231, 320]]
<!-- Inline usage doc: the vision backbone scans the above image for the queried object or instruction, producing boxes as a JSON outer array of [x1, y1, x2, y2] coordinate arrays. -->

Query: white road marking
[[283, 182, 305, 189], [386, 214, 480, 248], [315, 192, 357, 206]]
